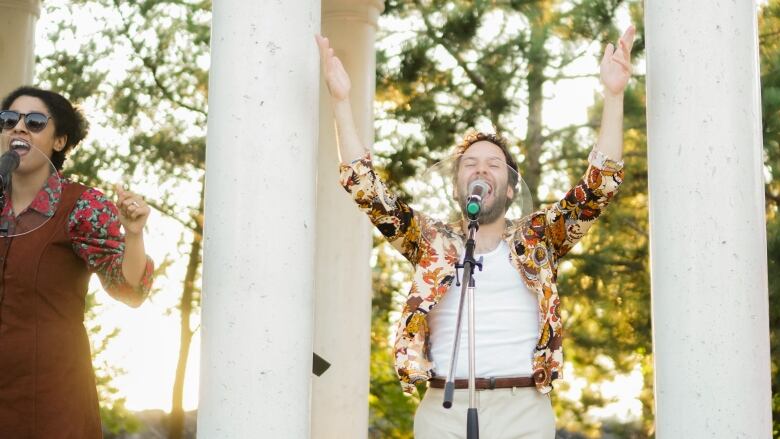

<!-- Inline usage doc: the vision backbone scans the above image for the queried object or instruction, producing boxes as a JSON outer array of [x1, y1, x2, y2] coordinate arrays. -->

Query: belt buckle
[[488, 377, 496, 390]]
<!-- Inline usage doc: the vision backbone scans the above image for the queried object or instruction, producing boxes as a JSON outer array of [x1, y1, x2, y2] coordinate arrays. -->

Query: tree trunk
[[168, 183, 204, 439], [523, 9, 549, 206]]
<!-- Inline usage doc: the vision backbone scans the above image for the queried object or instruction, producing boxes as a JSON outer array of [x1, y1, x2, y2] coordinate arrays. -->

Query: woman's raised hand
[[115, 184, 150, 236]]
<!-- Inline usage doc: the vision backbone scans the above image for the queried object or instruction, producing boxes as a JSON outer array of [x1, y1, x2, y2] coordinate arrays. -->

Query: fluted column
[[199, 1, 320, 437], [645, 1, 772, 437], [0, 0, 40, 97]]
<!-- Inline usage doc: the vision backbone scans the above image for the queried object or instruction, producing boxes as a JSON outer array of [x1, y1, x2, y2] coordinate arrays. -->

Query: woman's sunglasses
[[0, 110, 51, 133]]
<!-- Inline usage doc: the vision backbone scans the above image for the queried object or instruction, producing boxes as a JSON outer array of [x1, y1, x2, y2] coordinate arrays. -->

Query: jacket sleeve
[[339, 152, 424, 265], [544, 149, 624, 258]]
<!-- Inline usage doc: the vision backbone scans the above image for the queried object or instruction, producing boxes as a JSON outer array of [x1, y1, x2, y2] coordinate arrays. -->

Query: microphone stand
[[442, 215, 482, 439]]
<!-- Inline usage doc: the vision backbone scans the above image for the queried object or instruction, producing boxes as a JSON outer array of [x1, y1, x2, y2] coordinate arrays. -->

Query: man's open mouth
[[481, 182, 494, 197]]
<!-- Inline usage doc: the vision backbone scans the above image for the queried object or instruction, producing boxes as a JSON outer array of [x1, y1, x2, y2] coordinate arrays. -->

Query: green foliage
[[369, 238, 418, 439], [375, 0, 632, 201], [759, 3, 780, 437], [768, 217, 780, 439], [556, 80, 651, 435], [38, 0, 209, 188]]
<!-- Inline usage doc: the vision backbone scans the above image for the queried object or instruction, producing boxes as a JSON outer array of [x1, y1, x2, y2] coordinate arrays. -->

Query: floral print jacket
[[340, 150, 624, 395]]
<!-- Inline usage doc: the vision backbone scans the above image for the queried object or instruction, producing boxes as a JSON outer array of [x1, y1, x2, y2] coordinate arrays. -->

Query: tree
[[36, 1, 210, 438], [758, 2, 780, 437], [85, 293, 142, 436]]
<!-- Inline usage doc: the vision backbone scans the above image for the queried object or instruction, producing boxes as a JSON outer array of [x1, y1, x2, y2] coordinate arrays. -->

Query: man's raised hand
[[315, 34, 351, 102], [600, 26, 636, 96]]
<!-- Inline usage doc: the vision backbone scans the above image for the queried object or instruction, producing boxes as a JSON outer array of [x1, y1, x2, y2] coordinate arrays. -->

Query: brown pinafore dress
[[0, 182, 102, 438]]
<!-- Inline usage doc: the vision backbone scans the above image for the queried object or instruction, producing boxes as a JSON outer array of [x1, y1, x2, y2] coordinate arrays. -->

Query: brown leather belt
[[429, 376, 535, 390]]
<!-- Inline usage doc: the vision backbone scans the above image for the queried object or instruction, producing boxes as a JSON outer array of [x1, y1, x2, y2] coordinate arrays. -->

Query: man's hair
[[452, 130, 520, 203], [1, 86, 89, 171]]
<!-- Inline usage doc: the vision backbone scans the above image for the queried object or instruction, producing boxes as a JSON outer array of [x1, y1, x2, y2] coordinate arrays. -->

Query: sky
[[30, 0, 649, 422]]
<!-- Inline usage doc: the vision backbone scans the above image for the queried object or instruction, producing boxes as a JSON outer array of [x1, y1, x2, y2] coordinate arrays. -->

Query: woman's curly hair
[[1, 86, 89, 171]]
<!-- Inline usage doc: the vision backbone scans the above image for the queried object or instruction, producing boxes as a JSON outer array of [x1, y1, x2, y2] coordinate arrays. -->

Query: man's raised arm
[[316, 34, 367, 164], [593, 26, 636, 162]]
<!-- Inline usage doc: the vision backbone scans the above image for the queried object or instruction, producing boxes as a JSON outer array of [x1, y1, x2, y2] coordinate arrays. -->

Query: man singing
[[316, 25, 635, 438]]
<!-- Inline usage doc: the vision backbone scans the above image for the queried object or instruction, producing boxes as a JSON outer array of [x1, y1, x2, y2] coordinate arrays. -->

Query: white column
[[645, 2, 772, 437], [199, 1, 320, 437], [311, 1, 383, 438], [0, 0, 40, 97]]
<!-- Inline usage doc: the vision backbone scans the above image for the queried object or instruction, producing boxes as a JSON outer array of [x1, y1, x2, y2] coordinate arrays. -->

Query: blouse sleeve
[[68, 187, 154, 307]]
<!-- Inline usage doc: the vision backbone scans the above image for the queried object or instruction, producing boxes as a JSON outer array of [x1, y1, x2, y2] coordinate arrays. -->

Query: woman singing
[[0, 86, 155, 438]]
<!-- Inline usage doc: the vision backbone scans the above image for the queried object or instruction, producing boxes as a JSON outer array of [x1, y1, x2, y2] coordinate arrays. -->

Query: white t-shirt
[[427, 241, 540, 378]]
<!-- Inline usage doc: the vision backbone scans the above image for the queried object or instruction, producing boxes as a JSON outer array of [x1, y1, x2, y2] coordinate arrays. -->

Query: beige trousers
[[414, 387, 556, 439]]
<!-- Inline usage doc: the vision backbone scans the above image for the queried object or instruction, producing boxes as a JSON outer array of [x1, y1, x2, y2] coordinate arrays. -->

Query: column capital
[[0, 0, 40, 17], [323, 0, 384, 29]]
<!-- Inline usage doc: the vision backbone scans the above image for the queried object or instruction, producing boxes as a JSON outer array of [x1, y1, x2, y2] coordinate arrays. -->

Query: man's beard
[[458, 184, 509, 225]]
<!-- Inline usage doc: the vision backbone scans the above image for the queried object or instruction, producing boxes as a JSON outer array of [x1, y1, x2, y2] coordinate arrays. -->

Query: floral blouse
[[340, 150, 624, 395], [0, 173, 154, 306]]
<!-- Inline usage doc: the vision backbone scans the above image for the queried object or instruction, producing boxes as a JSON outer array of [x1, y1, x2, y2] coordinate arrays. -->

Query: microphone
[[466, 179, 490, 219], [0, 149, 20, 189]]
